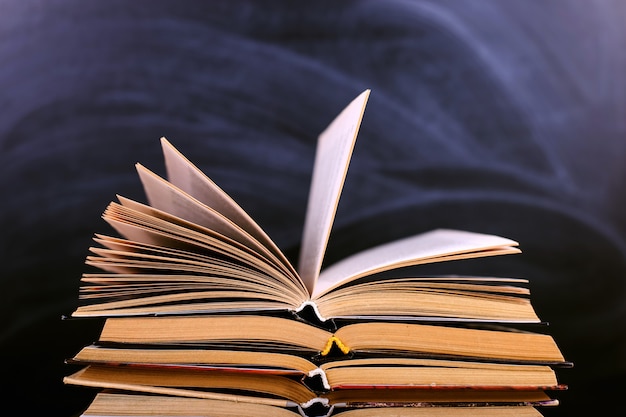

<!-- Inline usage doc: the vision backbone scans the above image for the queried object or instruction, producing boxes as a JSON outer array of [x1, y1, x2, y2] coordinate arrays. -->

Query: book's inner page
[[64, 365, 317, 406], [76, 235, 305, 317], [321, 357, 557, 389], [72, 197, 310, 317], [81, 392, 302, 417], [135, 163, 298, 282], [332, 404, 547, 416], [72, 344, 320, 375], [98, 315, 332, 353], [312, 229, 520, 298], [335, 321, 565, 363], [313, 276, 540, 323], [298, 90, 370, 294], [159, 137, 300, 285]]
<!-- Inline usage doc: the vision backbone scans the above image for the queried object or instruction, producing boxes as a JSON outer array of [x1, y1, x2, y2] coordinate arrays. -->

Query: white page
[[134, 163, 296, 279], [297, 89, 370, 294], [160, 137, 298, 280], [311, 229, 520, 298]]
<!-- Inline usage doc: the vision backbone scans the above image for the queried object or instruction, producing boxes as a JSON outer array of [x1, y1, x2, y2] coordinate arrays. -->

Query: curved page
[[312, 229, 519, 298], [298, 90, 370, 293]]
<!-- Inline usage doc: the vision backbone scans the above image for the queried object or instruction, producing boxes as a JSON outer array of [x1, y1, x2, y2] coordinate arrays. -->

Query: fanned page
[[159, 137, 299, 282], [132, 162, 300, 285], [298, 89, 371, 293], [312, 229, 520, 298]]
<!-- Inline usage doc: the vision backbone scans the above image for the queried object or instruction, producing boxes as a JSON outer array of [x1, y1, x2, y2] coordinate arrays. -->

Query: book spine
[[292, 302, 338, 331]]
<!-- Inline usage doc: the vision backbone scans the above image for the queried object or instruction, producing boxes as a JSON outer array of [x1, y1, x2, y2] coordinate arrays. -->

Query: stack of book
[[64, 90, 570, 417]]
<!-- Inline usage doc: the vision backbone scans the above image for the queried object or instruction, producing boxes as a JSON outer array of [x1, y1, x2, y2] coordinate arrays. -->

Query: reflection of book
[[64, 90, 568, 416], [80, 392, 551, 417]]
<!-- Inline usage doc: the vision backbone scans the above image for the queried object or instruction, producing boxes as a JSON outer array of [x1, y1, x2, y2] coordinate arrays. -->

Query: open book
[[68, 344, 564, 393], [76, 315, 566, 364], [65, 361, 562, 410], [65, 90, 568, 417], [71, 90, 534, 325], [79, 392, 550, 417]]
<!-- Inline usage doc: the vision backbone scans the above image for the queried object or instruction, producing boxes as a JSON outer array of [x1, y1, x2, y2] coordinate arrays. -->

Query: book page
[[312, 229, 520, 298], [298, 90, 370, 294], [135, 163, 298, 281], [100, 199, 304, 294], [159, 137, 299, 281], [335, 406, 546, 417], [81, 392, 301, 417]]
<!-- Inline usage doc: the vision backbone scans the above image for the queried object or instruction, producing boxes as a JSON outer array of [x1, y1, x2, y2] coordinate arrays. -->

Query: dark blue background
[[1, 1, 625, 415]]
